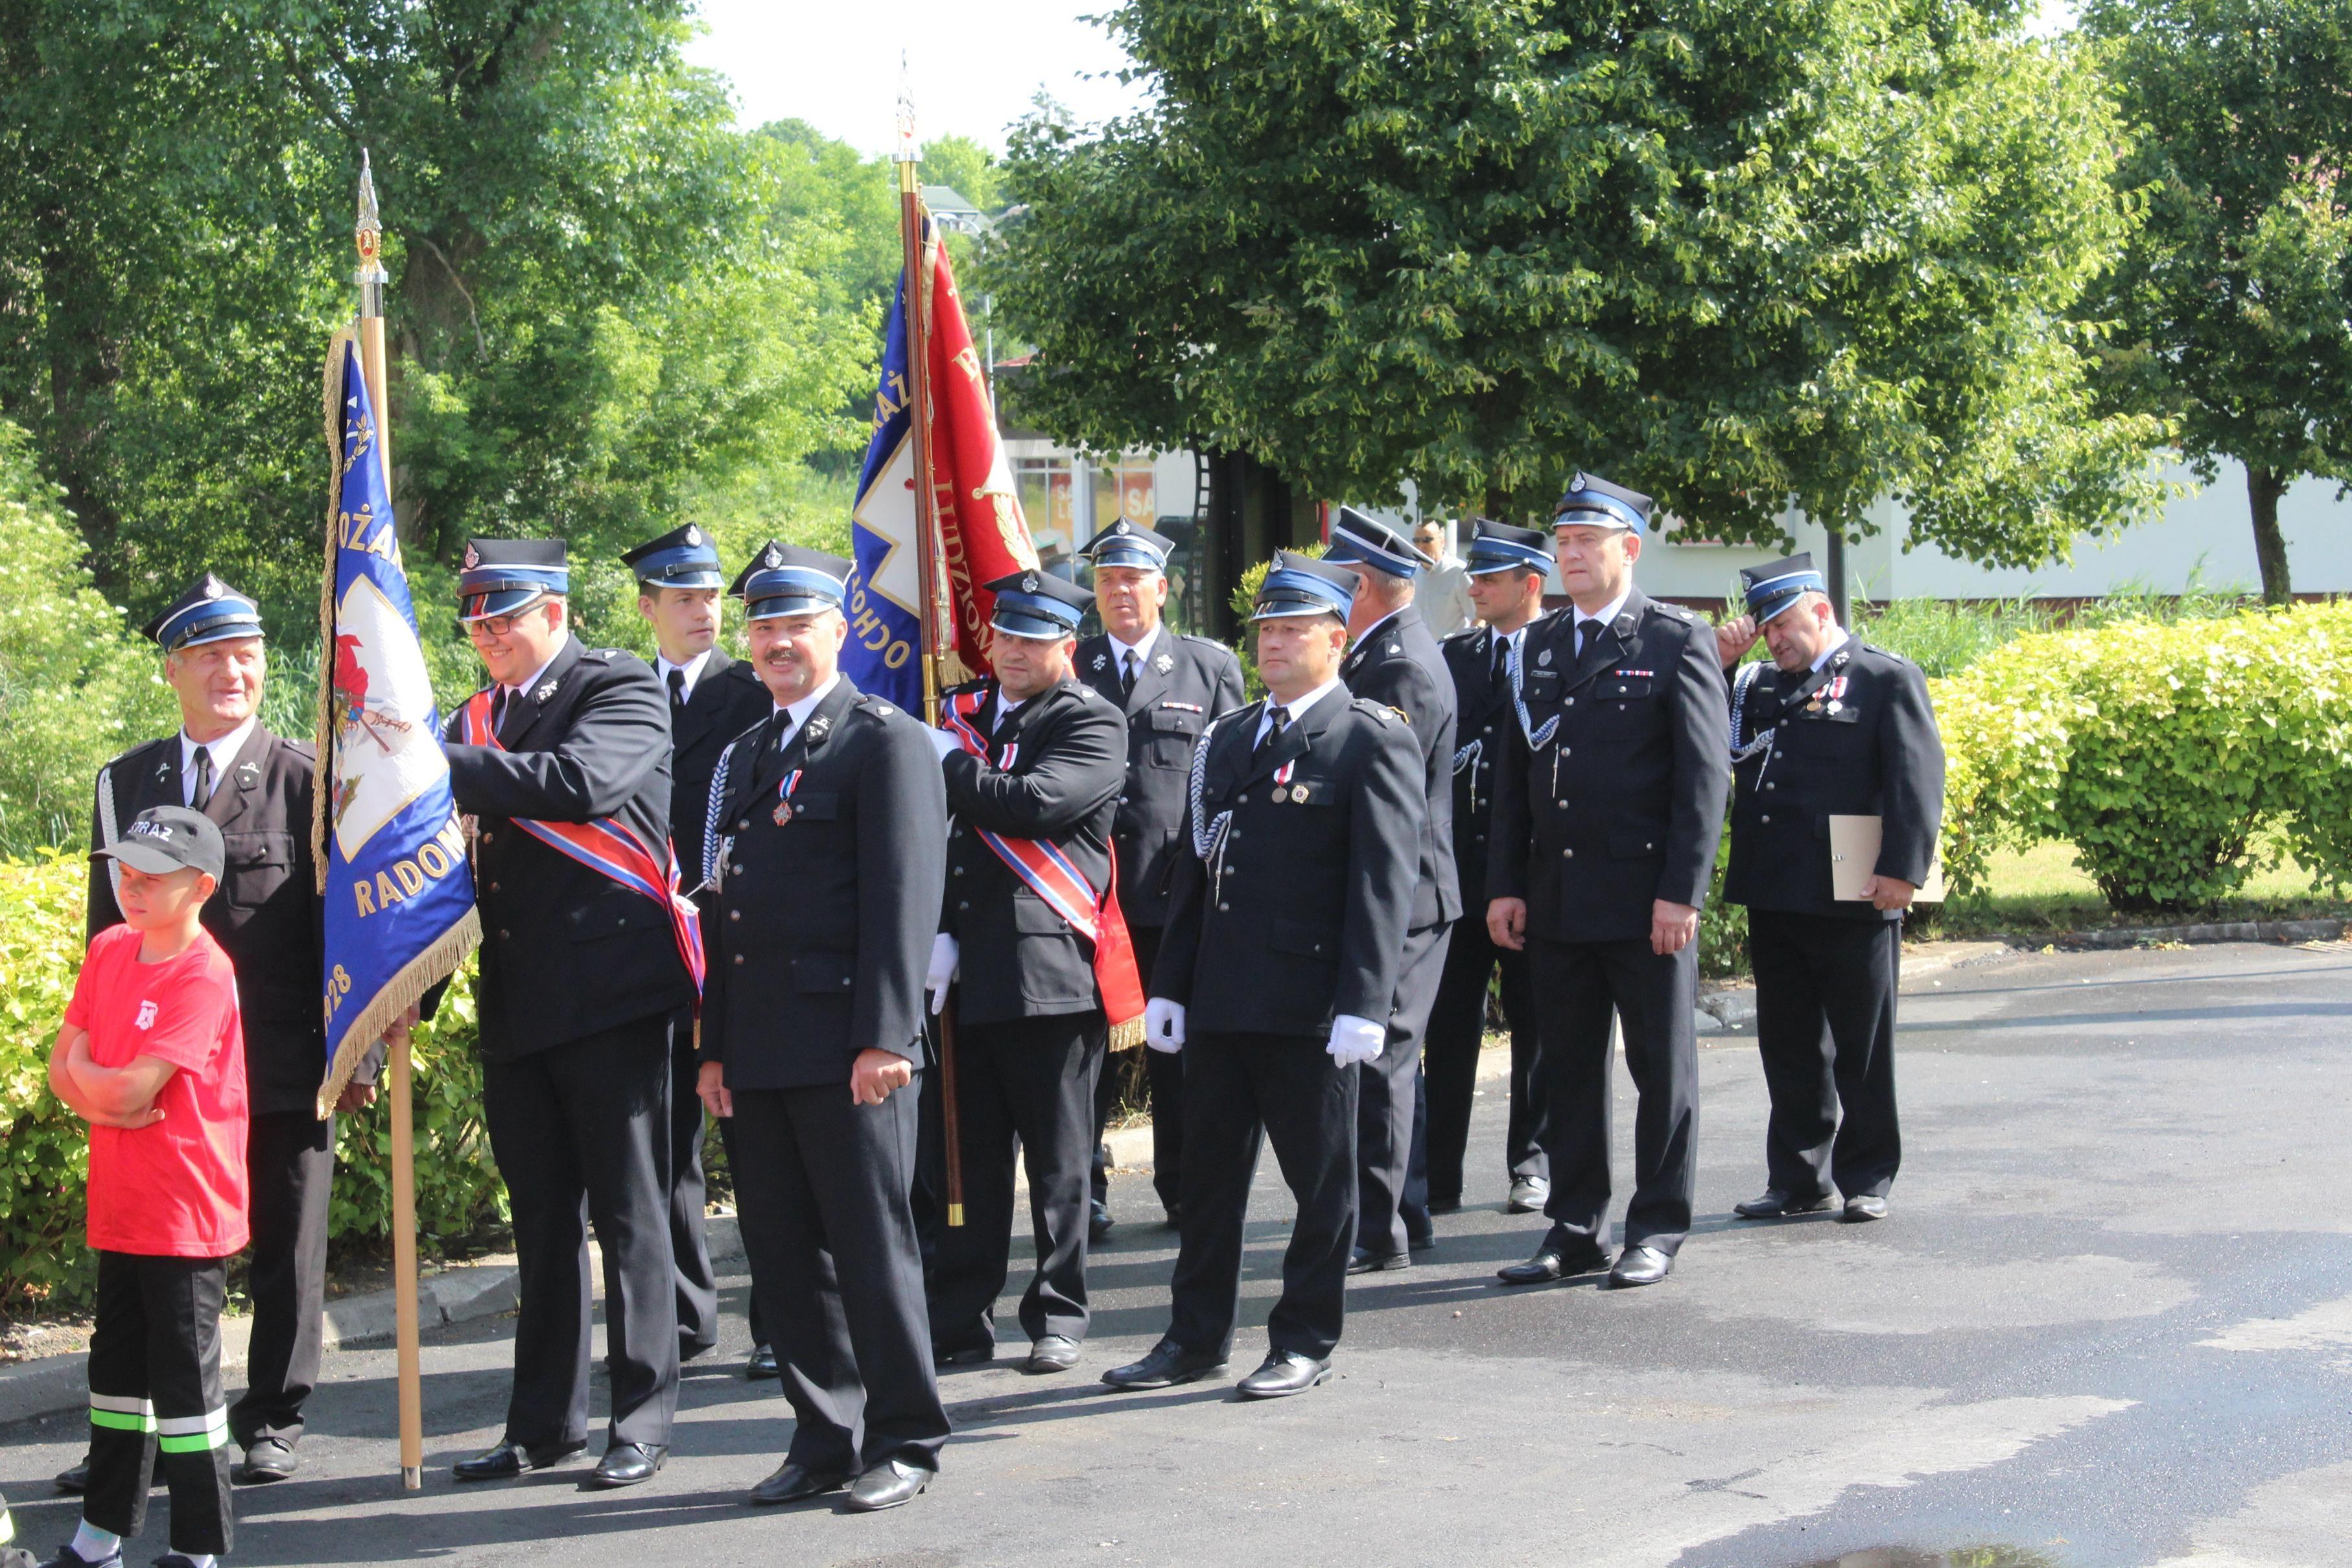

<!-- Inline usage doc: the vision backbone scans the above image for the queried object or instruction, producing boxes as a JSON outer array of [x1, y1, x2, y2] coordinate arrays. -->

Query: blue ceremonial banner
[[842, 267, 927, 713], [314, 333, 482, 1112]]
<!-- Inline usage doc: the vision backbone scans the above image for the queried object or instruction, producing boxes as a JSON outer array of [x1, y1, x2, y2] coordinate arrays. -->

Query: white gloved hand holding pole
[[1145, 998, 1186, 1053], [1324, 1014, 1386, 1067], [926, 933, 959, 1016]]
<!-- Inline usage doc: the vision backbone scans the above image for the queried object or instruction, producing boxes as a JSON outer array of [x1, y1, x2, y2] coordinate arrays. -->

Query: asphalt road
[[8, 939, 2352, 1568]]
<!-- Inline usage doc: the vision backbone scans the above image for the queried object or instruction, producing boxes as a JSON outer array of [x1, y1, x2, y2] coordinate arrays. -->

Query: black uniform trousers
[[713, 1110, 766, 1348], [730, 1081, 949, 1473], [1527, 935, 1700, 1256], [481, 1014, 679, 1451], [227, 1109, 333, 1449], [85, 1252, 233, 1556], [1090, 926, 1179, 1215], [1168, 1032, 1359, 1362], [1423, 924, 1548, 1203], [1748, 913, 1903, 1200], [666, 1008, 720, 1354], [1357, 920, 1451, 1257], [927, 1013, 1104, 1351]]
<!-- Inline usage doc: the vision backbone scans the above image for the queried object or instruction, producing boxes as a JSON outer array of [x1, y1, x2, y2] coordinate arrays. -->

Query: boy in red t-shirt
[[43, 806, 246, 1568]]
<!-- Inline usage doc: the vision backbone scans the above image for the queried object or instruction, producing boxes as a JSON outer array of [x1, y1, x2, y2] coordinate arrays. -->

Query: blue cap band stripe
[[1554, 491, 1645, 531], [458, 564, 570, 596], [155, 600, 263, 648], [629, 544, 723, 581]]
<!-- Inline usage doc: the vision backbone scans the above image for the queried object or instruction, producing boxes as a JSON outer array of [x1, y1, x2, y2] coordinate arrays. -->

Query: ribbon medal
[[1273, 759, 1306, 803], [773, 768, 802, 826]]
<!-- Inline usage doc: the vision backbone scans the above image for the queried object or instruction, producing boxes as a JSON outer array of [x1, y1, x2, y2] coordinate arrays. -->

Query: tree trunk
[[2246, 465, 2292, 605]]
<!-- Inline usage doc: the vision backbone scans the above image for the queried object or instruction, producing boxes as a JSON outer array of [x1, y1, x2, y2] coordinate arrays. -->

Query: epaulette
[[1442, 624, 1484, 643], [1178, 633, 1227, 651], [281, 737, 318, 762], [1349, 697, 1400, 727], [1647, 601, 1699, 625], [585, 647, 620, 662], [851, 693, 901, 720]]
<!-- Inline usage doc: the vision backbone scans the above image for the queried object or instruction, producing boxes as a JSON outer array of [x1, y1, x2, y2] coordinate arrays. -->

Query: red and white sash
[[461, 689, 707, 997], [942, 688, 1145, 1029]]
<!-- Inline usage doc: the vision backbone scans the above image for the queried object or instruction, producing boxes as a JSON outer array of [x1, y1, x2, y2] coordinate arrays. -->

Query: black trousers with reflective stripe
[[86, 1251, 233, 1554]]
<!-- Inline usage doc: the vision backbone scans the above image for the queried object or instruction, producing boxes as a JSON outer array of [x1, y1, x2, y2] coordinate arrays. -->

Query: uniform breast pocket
[[786, 790, 841, 822], [1144, 708, 1201, 769], [1013, 896, 1067, 935], [569, 893, 666, 943], [1592, 677, 1657, 732], [221, 832, 293, 910], [790, 954, 856, 994], [1522, 670, 1563, 704]]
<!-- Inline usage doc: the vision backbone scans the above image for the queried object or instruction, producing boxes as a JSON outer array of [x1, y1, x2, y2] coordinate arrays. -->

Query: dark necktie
[[667, 667, 687, 709], [1255, 704, 1290, 759], [1492, 635, 1512, 686], [1576, 618, 1597, 659], [189, 747, 213, 812], [1120, 649, 1138, 699]]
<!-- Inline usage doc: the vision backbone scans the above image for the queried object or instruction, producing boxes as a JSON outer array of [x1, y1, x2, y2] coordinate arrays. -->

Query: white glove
[[1145, 998, 1186, 1053], [926, 933, 959, 1015], [925, 727, 961, 761], [1325, 1013, 1386, 1067]]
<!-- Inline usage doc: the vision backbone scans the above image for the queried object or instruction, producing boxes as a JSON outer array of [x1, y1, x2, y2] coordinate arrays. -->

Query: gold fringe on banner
[[314, 907, 480, 1121]]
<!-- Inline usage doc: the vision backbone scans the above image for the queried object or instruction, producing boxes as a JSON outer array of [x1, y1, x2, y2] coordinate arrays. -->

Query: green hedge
[[0, 852, 504, 1309], [1933, 600, 2352, 909]]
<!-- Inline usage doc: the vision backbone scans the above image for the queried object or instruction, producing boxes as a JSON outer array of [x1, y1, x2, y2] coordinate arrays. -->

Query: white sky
[[681, 0, 1154, 155], [681, 0, 2080, 156]]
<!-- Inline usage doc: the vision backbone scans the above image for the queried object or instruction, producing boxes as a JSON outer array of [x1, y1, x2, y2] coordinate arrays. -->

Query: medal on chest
[[773, 767, 802, 825], [1271, 758, 1306, 804]]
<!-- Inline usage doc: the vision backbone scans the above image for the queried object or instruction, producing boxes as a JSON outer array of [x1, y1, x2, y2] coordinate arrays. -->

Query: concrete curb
[[1695, 939, 2018, 1033], [0, 1217, 748, 1430]]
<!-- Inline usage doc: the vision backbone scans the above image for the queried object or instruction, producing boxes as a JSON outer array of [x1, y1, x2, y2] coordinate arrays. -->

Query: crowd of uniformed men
[[56, 469, 1944, 1515]]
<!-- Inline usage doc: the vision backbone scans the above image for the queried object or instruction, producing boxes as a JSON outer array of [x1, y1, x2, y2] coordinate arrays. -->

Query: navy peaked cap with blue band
[[1552, 472, 1654, 532], [1323, 506, 1424, 578], [1740, 552, 1828, 625], [621, 524, 725, 589], [458, 539, 569, 622], [731, 540, 851, 619], [143, 574, 265, 652], [985, 568, 1092, 639], [1463, 519, 1553, 576], [1079, 518, 1173, 570], [1251, 551, 1357, 622]]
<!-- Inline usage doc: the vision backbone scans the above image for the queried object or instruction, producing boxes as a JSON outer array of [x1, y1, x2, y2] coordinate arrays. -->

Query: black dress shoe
[[34, 1544, 117, 1568], [1236, 1350, 1332, 1399], [588, 1442, 666, 1488], [1496, 1244, 1612, 1285], [1026, 1335, 1080, 1374], [747, 1460, 850, 1506], [843, 1457, 931, 1512], [232, 1436, 297, 1485], [1843, 1194, 1888, 1223], [1734, 1189, 1834, 1219], [1506, 1176, 1551, 1213], [1347, 1247, 1409, 1276], [1407, 1230, 1437, 1253], [1426, 1194, 1463, 1215], [933, 1342, 993, 1370], [1608, 1245, 1673, 1288], [744, 1343, 779, 1379], [1089, 1199, 1116, 1244], [1100, 1337, 1228, 1390], [453, 1438, 587, 1482]]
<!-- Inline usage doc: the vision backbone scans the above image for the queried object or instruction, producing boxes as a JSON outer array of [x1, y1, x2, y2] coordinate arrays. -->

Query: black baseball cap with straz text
[[95, 806, 226, 882]]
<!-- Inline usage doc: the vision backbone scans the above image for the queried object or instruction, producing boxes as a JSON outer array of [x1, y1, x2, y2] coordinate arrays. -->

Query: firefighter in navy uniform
[[1425, 521, 1556, 1217], [1103, 552, 1422, 1401], [1713, 555, 1944, 1224], [62, 576, 366, 1495], [924, 570, 1129, 1377], [1487, 474, 1729, 1291], [1324, 508, 1457, 1274], [440, 539, 690, 1490], [696, 544, 950, 1514], [1071, 519, 1245, 1237], [620, 524, 775, 1377]]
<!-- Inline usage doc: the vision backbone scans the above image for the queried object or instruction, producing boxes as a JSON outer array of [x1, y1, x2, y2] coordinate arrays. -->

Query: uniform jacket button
[[737, 819, 750, 831], [734, 954, 744, 965], [1765, 781, 1776, 791], [489, 882, 500, 893], [1217, 902, 1230, 911], [952, 865, 964, 876], [729, 909, 741, 920], [1761, 813, 1772, 824], [499, 928, 510, 939], [480, 829, 494, 842], [958, 900, 969, 911], [1562, 848, 1574, 859]]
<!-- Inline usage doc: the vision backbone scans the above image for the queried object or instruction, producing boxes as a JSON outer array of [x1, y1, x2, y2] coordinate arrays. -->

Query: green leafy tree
[[991, 0, 2170, 567], [2080, 0, 2352, 603], [0, 1, 873, 629]]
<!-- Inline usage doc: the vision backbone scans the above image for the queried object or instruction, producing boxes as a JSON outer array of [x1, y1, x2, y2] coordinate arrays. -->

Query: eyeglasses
[[460, 611, 535, 640]]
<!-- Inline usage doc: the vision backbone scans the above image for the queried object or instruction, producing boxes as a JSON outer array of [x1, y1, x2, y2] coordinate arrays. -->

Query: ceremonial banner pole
[[896, 76, 965, 1228], [318, 150, 478, 1492]]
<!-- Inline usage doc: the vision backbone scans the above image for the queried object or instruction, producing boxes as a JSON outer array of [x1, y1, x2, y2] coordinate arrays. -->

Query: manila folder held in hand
[[1829, 815, 1947, 904]]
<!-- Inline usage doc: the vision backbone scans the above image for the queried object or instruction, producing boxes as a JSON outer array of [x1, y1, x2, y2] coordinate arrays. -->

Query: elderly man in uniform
[[924, 571, 1128, 1376], [1488, 474, 1728, 1291], [696, 543, 950, 1513], [1103, 552, 1421, 1398], [441, 540, 690, 1488], [1326, 508, 1457, 1274], [1426, 521, 1556, 1217], [1072, 519, 1245, 1238], [60, 576, 370, 1495], [620, 524, 773, 1376], [1713, 556, 1944, 1224]]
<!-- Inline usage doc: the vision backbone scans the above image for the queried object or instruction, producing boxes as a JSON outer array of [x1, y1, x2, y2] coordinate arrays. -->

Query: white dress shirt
[[1571, 588, 1633, 653], [1107, 624, 1160, 688], [772, 672, 842, 738], [1254, 676, 1345, 746], [180, 717, 258, 807], [657, 648, 714, 703]]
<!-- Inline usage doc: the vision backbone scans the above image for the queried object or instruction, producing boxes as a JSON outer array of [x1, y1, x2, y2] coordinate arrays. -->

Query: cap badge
[[1022, 572, 1041, 594], [202, 578, 224, 600], [1113, 521, 1129, 535], [684, 525, 703, 546], [463, 543, 480, 569], [764, 546, 782, 568]]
